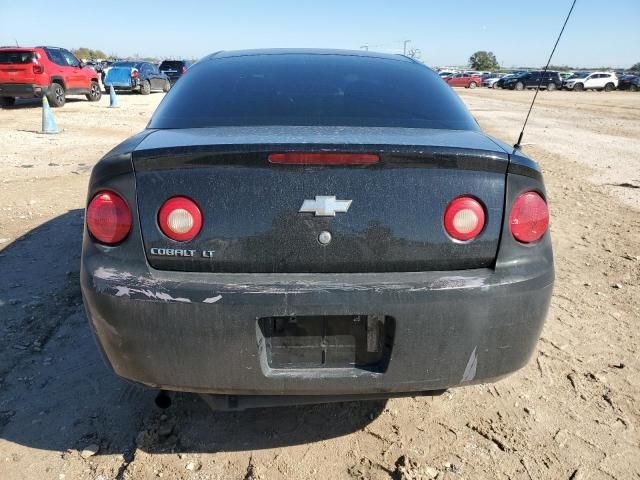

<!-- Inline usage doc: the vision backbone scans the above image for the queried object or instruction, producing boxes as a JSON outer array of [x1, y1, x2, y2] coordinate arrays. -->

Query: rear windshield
[[112, 61, 140, 68], [0, 50, 36, 64], [150, 54, 479, 131], [569, 72, 591, 79], [159, 61, 186, 69]]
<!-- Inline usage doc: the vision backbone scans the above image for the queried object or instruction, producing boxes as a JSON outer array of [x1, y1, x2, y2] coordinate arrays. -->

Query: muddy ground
[[0, 89, 639, 480]]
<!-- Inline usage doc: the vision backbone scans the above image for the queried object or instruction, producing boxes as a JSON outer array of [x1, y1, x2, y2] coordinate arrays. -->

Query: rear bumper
[[104, 78, 139, 91], [81, 256, 553, 396], [164, 74, 181, 84], [0, 82, 48, 98]]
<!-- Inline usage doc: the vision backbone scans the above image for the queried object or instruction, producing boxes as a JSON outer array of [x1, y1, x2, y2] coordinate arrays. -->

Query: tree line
[[71, 47, 162, 63], [71, 47, 108, 60], [468, 50, 639, 72]]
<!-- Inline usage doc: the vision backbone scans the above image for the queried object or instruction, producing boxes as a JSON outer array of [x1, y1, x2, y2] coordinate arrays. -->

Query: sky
[[1, 0, 638, 68]]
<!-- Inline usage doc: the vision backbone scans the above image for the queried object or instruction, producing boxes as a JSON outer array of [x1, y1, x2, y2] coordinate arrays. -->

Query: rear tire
[[630, 84, 638, 92], [604, 83, 614, 92], [47, 82, 66, 107], [515, 82, 524, 91], [140, 80, 151, 95], [163, 80, 171, 92], [547, 82, 556, 91], [86, 81, 102, 102], [573, 83, 584, 92], [469, 81, 477, 89], [1, 96, 16, 107]]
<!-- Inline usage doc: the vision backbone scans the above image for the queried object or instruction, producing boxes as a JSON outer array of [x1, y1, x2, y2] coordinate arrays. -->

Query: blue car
[[103, 61, 170, 95]]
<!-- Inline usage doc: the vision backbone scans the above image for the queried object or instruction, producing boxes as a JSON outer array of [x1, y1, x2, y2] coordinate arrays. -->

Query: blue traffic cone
[[41, 96, 58, 134], [108, 85, 119, 108]]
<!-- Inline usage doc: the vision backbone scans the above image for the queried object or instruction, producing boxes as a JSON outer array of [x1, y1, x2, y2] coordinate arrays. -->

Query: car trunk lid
[[104, 66, 134, 87], [133, 126, 509, 273]]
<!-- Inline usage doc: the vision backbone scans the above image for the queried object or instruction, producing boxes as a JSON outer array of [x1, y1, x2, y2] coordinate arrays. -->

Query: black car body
[[502, 71, 562, 91], [494, 74, 514, 89], [618, 75, 639, 91], [103, 61, 170, 94], [493, 71, 527, 89], [81, 49, 554, 409], [159, 59, 193, 84]]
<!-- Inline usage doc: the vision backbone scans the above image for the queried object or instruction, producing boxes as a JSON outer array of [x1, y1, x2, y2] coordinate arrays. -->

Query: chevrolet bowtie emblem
[[299, 196, 352, 217]]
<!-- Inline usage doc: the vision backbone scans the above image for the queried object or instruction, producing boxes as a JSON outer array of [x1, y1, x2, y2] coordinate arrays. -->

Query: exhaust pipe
[[155, 390, 172, 409]]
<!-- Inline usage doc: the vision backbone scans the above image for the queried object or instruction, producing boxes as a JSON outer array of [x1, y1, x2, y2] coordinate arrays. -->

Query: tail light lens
[[158, 197, 202, 241], [33, 64, 44, 74], [510, 191, 549, 243], [87, 191, 132, 245], [444, 196, 485, 241], [131, 69, 139, 78], [269, 153, 379, 165], [181, 66, 187, 73]]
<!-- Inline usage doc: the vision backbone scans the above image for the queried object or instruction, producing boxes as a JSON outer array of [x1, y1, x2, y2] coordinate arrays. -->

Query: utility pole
[[403, 40, 411, 56]]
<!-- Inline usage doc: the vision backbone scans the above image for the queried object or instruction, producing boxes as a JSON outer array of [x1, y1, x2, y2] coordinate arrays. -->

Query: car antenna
[[514, 0, 577, 150]]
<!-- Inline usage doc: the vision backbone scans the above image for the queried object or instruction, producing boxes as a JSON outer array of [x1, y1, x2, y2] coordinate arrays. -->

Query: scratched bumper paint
[[81, 251, 553, 395]]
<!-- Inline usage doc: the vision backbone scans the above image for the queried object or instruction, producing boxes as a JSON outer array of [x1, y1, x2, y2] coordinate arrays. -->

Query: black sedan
[[103, 61, 170, 94], [81, 49, 554, 409]]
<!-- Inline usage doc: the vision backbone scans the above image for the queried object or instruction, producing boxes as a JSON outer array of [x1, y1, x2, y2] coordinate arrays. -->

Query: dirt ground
[[0, 88, 639, 480]]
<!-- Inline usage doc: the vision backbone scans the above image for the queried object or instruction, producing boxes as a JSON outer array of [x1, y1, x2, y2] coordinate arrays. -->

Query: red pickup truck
[[444, 73, 482, 89], [0, 46, 102, 107]]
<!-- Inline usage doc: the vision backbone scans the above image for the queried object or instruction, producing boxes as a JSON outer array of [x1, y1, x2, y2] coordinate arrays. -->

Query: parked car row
[[102, 59, 193, 94], [0, 45, 195, 107], [438, 67, 639, 93], [103, 61, 171, 95]]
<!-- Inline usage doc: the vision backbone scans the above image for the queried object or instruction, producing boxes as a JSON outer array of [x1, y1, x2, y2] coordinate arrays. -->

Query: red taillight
[[33, 64, 44, 74], [181, 66, 187, 73], [131, 69, 139, 78], [444, 196, 485, 241], [268, 153, 379, 165], [87, 191, 132, 245], [509, 191, 549, 243], [158, 197, 202, 242]]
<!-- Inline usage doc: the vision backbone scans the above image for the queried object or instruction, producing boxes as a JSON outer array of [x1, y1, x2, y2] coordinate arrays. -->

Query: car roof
[[0, 47, 39, 51], [203, 48, 415, 63], [573, 71, 612, 76]]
